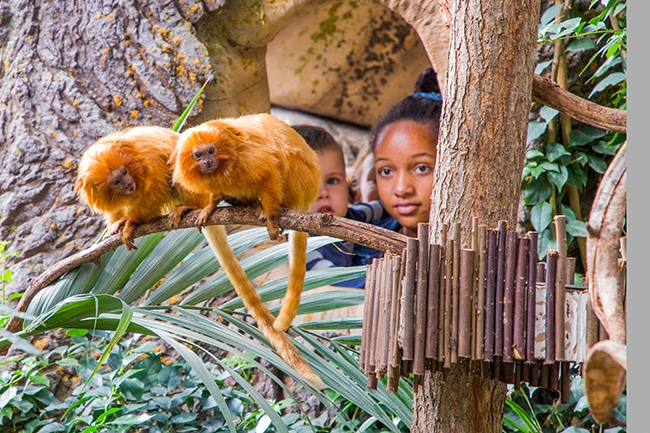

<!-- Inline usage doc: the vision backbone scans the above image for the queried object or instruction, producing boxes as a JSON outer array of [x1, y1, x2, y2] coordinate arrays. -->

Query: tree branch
[[4, 207, 408, 334], [532, 74, 626, 133], [585, 141, 626, 344]]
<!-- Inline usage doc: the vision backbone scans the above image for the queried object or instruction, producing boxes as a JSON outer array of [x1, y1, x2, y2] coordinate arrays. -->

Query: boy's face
[[374, 120, 436, 237], [309, 148, 349, 217]]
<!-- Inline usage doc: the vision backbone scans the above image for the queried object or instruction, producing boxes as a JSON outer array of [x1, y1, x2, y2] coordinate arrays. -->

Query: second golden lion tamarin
[[75, 124, 324, 389], [74, 126, 183, 250], [170, 113, 321, 333]]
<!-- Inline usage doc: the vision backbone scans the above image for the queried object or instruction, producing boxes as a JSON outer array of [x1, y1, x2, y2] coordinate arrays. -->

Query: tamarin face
[[191, 143, 218, 174], [108, 165, 136, 195]]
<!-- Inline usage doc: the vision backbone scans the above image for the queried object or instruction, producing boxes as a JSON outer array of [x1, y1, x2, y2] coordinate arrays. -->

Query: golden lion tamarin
[[170, 113, 321, 333], [75, 123, 325, 389], [74, 126, 182, 250]]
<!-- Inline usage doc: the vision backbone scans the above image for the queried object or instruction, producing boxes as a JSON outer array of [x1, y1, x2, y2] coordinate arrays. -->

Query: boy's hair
[[369, 67, 443, 151], [292, 124, 342, 155]]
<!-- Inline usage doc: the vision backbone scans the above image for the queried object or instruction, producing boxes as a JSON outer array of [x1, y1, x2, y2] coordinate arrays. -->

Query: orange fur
[[75, 126, 182, 250], [171, 113, 321, 333], [171, 113, 323, 388], [76, 123, 324, 388]]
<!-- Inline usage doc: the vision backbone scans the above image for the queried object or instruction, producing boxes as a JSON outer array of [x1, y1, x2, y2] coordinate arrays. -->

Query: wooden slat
[[425, 244, 442, 360], [413, 223, 430, 375], [459, 248, 474, 358], [513, 237, 529, 360], [503, 230, 517, 362], [402, 238, 418, 361], [484, 229, 498, 361]]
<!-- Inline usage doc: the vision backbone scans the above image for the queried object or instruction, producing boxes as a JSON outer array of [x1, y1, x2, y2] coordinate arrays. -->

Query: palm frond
[[13, 228, 411, 430]]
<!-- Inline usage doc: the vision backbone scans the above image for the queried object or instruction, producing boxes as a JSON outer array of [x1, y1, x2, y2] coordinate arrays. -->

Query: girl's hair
[[292, 124, 342, 154], [369, 67, 443, 151]]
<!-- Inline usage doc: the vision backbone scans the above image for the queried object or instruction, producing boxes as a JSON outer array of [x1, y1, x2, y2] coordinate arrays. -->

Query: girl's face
[[309, 148, 350, 217], [374, 120, 436, 237]]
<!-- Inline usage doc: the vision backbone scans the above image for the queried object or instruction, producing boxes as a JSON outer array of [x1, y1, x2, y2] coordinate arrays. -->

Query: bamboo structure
[[359, 220, 622, 402]]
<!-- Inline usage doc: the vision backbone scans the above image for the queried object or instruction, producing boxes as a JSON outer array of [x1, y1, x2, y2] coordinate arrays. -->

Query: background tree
[[411, 1, 540, 431]]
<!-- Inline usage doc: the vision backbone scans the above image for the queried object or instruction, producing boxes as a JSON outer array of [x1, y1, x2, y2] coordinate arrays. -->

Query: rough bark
[[0, 0, 212, 296], [413, 363, 505, 433], [418, 0, 541, 431]]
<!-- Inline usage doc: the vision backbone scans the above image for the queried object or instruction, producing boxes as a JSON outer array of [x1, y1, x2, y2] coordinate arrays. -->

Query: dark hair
[[369, 67, 443, 151], [292, 124, 342, 154]]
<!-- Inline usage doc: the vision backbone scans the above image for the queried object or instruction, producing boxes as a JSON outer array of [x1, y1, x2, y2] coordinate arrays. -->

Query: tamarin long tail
[[202, 226, 326, 389], [273, 230, 308, 332]]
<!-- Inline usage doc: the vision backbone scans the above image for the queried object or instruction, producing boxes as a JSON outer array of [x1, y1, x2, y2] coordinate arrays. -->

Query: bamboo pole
[[413, 223, 430, 375], [514, 237, 529, 360], [526, 232, 539, 363], [402, 239, 418, 362], [426, 244, 442, 361], [476, 224, 488, 360], [451, 222, 461, 365], [459, 248, 474, 358], [484, 229, 498, 362], [444, 237, 454, 368], [503, 230, 518, 362], [554, 216, 567, 361], [495, 221, 507, 358], [387, 253, 405, 392], [546, 251, 558, 364]]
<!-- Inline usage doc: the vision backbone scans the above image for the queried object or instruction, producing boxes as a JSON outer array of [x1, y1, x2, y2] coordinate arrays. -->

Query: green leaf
[[567, 38, 596, 52], [527, 121, 547, 142], [566, 220, 588, 237], [525, 149, 544, 160], [156, 331, 239, 433], [544, 142, 571, 162], [531, 202, 554, 233], [539, 161, 559, 173], [539, 106, 559, 123], [592, 141, 621, 156], [589, 72, 626, 98], [269, 290, 365, 316], [548, 165, 569, 190], [173, 75, 213, 132], [537, 229, 556, 261], [569, 127, 607, 148], [109, 413, 154, 426], [523, 176, 552, 204], [119, 229, 204, 304], [587, 153, 608, 174], [535, 60, 552, 75], [540, 4, 564, 25]]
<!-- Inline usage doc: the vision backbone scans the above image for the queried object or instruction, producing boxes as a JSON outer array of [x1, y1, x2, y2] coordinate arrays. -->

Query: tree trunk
[[0, 0, 211, 295], [415, 0, 541, 431]]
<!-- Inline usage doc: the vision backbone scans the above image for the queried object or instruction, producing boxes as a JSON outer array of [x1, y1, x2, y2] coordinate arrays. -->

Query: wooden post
[[476, 225, 488, 360], [526, 232, 539, 364], [402, 238, 418, 362], [451, 222, 461, 365], [413, 224, 430, 375], [503, 230, 518, 363], [484, 229, 498, 362], [513, 237, 529, 360], [554, 216, 567, 361], [426, 244, 442, 361], [459, 248, 474, 358], [545, 251, 558, 364]]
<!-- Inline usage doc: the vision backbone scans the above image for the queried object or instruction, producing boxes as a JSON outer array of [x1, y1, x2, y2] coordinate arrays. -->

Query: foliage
[[523, 0, 626, 261], [0, 226, 411, 432], [0, 331, 407, 433], [503, 375, 626, 433]]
